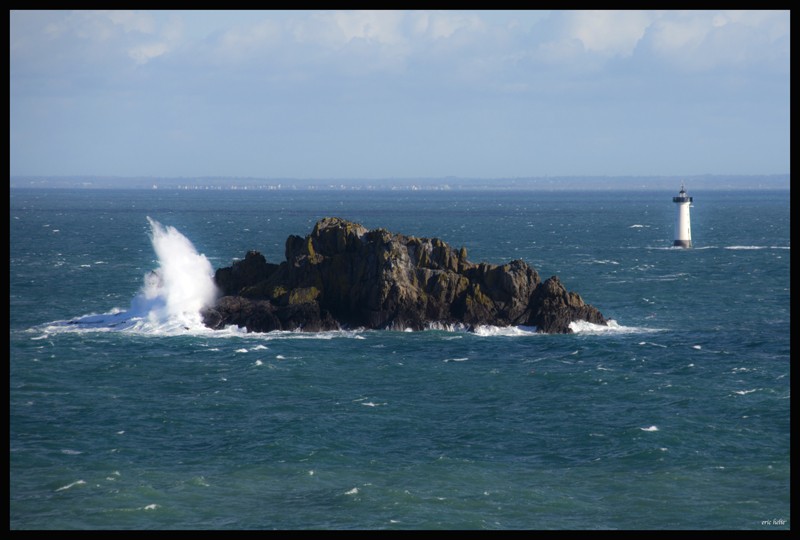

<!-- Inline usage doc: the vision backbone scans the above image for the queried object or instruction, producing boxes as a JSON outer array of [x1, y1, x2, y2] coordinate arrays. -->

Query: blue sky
[[9, 10, 790, 179]]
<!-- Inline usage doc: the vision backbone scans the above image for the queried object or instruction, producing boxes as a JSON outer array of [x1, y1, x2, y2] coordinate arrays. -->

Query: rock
[[527, 276, 607, 334], [201, 217, 607, 334], [213, 250, 279, 297]]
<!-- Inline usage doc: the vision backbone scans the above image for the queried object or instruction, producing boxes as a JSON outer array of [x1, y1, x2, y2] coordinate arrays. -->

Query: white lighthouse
[[672, 182, 693, 248]]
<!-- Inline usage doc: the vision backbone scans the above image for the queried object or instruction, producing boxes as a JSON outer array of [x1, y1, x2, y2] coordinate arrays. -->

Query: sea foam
[[569, 320, 662, 334], [41, 218, 220, 336]]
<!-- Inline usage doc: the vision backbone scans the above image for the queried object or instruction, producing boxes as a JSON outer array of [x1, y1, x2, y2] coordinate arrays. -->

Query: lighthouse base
[[673, 239, 692, 248]]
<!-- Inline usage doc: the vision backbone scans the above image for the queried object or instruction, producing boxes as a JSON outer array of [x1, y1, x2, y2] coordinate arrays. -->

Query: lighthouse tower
[[672, 182, 693, 248]]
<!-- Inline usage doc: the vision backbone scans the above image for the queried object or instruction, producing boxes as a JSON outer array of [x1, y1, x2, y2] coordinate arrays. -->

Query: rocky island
[[201, 217, 607, 334]]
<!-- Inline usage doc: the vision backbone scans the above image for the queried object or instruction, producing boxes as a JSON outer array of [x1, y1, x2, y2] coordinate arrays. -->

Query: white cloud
[[11, 11, 183, 68], [411, 10, 485, 40], [65, 10, 157, 41], [126, 13, 183, 64], [288, 10, 489, 61], [564, 10, 654, 57], [214, 18, 282, 63], [648, 12, 709, 53], [129, 42, 169, 65], [645, 10, 789, 70], [290, 10, 406, 48], [333, 10, 406, 45], [530, 10, 655, 70], [285, 11, 415, 74], [105, 10, 157, 34], [529, 10, 789, 73]]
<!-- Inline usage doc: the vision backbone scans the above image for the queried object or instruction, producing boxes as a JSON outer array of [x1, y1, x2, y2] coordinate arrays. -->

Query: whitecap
[[425, 322, 470, 332], [255, 360, 263, 366], [251, 344, 268, 350], [444, 357, 469, 362], [638, 341, 667, 347], [570, 320, 662, 335], [640, 426, 659, 432], [629, 224, 647, 228], [734, 389, 758, 395], [468, 320, 663, 336], [55, 480, 86, 491], [692, 345, 702, 349], [473, 325, 538, 336], [345, 488, 359, 495], [143, 504, 159, 510], [235, 348, 248, 353], [240, 329, 366, 340]]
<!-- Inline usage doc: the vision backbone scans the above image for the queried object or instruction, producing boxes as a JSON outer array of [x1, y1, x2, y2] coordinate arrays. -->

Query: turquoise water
[[9, 188, 790, 529]]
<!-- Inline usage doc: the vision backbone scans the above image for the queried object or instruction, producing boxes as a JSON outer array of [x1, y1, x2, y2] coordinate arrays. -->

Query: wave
[[448, 320, 663, 337], [724, 245, 790, 250], [646, 245, 715, 250], [473, 325, 538, 336], [55, 480, 86, 492], [38, 217, 220, 336], [647, 245, 789, 251], [249, 319, 662, 338], [569, 319, 663, 334], [424, 322, 471, 332], [36, 217, 663, 341]]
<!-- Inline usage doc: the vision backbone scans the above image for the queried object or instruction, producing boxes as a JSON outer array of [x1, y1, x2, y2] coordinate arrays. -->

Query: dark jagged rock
[[201, 217, 607, 334]]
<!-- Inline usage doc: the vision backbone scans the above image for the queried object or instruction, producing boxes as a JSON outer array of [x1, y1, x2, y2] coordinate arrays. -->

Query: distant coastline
[[9, 174, 789, 191]]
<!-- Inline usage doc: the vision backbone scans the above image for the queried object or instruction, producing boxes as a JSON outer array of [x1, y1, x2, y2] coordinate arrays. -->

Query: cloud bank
[[10, 10, 789, 178]]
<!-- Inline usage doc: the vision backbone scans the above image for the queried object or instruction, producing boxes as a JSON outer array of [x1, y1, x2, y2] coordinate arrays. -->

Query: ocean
[[9, 187, 790, 530]]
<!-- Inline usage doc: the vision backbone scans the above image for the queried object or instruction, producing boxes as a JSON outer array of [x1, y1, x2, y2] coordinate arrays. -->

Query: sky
[[9, 10, 790, 180]]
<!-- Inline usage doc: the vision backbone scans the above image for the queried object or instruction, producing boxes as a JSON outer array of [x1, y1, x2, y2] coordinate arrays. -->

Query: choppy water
[[9, 188, 790, 529]]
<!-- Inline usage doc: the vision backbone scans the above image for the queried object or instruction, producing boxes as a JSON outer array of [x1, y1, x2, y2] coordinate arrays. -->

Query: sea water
[[9, 188, 790, 530]]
